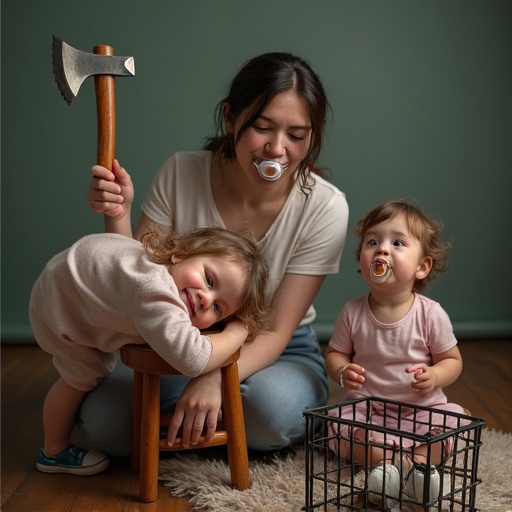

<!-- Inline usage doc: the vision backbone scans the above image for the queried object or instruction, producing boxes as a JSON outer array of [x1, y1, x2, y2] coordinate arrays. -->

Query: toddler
[[325, 201, 464, 506], [30, 227, 269, 475]]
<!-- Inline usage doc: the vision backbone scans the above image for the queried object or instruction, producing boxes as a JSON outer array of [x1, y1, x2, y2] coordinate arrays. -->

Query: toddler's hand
[[406, 364, 436, 395], [223, 319, 249, 344], [341, 363, 365, 390]]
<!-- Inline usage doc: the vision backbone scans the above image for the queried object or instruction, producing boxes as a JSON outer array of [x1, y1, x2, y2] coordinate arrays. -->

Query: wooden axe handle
[[94, 45, 115, 170]]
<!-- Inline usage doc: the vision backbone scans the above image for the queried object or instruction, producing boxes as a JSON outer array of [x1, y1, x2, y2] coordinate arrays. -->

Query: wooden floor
[[2, 339, 511, 511]]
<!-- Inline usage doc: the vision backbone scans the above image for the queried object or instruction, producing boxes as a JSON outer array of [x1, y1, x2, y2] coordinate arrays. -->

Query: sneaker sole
[[36, 458, 109, 476]]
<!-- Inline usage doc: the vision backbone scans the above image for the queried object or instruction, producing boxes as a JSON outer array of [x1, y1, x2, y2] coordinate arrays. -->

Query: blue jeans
[[77, 325, 328, 456]]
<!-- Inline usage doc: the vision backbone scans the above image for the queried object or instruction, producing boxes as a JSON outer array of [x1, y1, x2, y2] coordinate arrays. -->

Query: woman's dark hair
[[204, 52, 331, 191]]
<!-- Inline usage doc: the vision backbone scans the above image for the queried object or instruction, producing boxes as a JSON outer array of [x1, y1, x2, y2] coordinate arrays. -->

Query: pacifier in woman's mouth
[[254, 160, 287, 181], [370, 259, 393, 283]]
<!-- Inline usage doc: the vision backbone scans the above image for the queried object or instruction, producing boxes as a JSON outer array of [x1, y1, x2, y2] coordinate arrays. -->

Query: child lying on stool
[[30, 227, 269, 476]]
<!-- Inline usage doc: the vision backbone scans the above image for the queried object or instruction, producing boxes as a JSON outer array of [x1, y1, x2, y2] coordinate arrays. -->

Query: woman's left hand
[[166, 370, 223, 448]]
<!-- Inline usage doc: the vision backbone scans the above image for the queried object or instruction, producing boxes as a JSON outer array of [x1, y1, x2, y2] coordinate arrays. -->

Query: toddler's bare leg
[[340, 428, 394, 467], [43, 377, 87, 456], [409, 441, 443, 466]]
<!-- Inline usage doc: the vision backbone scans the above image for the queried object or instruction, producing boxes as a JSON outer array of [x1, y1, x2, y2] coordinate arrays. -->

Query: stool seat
[[120, 343, 250, 502]]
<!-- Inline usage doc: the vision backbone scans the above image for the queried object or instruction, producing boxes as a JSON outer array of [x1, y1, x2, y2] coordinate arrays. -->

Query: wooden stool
[[120, 343, 250, 502]]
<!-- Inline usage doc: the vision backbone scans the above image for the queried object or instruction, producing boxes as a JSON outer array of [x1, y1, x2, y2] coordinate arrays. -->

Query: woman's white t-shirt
[[142, 151, 349, 325]]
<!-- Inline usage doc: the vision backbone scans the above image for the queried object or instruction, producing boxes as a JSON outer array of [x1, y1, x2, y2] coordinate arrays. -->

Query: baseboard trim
[[2, 320, 511, 345]]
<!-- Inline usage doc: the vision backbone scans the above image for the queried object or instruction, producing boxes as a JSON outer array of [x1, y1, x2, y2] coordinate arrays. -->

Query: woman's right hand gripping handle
[[87, 159, 134, 222]]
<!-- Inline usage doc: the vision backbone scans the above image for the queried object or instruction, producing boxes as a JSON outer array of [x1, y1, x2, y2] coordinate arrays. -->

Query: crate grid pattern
[[304, 398, 485, 511]]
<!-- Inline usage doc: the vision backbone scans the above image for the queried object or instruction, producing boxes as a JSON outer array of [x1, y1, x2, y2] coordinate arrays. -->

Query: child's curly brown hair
[[141, 227, 270, 340]]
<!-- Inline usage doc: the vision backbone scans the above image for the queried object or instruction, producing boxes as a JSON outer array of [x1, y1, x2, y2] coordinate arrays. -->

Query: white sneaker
[[367, 463, 401, 508], [404, 462, 440, 503]]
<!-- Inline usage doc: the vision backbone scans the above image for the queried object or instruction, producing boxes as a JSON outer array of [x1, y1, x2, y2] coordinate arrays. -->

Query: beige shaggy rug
[[159, 428, 512, 511]]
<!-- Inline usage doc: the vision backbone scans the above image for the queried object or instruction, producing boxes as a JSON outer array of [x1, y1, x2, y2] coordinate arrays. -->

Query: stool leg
[[140, 373, 160, 502], [222, 362, 250, 490], [131, 370, 143, 472]]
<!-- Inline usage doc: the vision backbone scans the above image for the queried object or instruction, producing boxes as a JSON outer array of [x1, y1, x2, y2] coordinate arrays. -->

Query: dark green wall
[[2, 0, 511, 342]]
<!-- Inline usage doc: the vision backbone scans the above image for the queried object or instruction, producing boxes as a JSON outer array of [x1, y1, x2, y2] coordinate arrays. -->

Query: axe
[[52, 35, 135, 170]]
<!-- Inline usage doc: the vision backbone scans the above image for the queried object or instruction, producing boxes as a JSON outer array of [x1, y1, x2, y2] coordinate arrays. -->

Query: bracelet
[[338, 364, 350, 388]]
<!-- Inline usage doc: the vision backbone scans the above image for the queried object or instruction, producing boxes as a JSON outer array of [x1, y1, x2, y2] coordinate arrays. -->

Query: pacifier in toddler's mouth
[[254, 160, 288, 181], [370, 259, 393, 283]]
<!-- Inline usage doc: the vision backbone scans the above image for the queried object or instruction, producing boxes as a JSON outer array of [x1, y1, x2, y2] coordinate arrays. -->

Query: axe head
[[52, 36, 135, 105]]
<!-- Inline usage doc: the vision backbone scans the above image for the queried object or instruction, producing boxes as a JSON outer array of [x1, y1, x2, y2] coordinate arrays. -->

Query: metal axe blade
[[52, 35, 135, 105], [51, 36, 135, 172]]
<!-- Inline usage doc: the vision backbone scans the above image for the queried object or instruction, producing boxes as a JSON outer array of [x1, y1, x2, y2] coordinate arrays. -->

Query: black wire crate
[[303, 398, 486, 511]]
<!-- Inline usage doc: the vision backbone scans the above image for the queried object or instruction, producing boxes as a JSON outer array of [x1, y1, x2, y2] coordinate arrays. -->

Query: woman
[[82, 52, 349, 454]]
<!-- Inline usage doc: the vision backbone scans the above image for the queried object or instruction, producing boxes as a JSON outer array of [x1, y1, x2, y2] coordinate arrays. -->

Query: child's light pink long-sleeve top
[[29, 233, 212, 390]]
